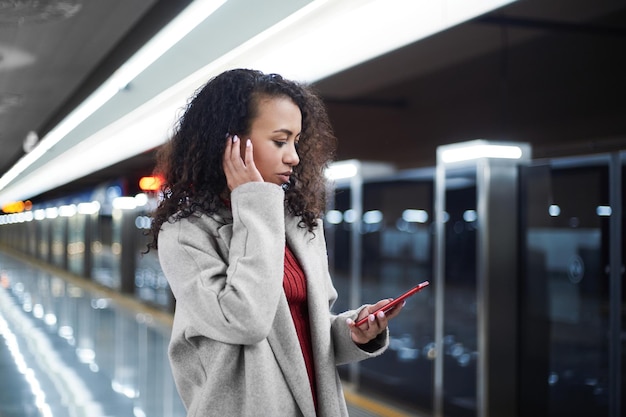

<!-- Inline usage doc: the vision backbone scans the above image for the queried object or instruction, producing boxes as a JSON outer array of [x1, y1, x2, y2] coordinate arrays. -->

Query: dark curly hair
[[148, 68, 336, 249]]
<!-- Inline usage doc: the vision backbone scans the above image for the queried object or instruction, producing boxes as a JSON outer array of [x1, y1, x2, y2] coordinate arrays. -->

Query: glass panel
[[442, 166, 478, 417], [50, 217, 67, 269], [92, 214, 117, 288], [520, 163, 610, 417], [67, 214, 86, 276], [134, 209, 171, 309], [357, 178, 435, 410], [37, 219, 50, 262], [326, 186, 352, 382], [327, 188, 352, 314], [26, 219, 37, 256]]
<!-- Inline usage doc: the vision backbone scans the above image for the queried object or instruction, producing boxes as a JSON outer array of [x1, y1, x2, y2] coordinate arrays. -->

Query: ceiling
[[1, 0, 625, 204]]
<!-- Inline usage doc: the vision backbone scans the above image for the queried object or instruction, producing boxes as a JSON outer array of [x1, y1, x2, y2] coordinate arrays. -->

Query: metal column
[[434, 140, 530, 417]]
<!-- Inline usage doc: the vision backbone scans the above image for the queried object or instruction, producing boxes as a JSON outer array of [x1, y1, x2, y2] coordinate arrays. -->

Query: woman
[[150, 69, 404, 416]]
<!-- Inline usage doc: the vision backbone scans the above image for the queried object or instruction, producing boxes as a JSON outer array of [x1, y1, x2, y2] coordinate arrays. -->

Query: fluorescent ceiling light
[[207, 0, 518, 86], [205, 0, 517, 82], [0, 0, 227, 194]]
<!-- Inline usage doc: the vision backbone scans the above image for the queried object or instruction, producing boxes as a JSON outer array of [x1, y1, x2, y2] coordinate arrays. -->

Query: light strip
[[0, 0, 227, 192], [325, 161, 360, 180], [0, 0, 516, 204], [440, 144, 524, 163], [249, 0, 517, 82]]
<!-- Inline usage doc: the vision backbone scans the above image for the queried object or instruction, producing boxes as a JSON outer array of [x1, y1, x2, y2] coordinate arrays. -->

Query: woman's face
[[243, 96, 301, 186]]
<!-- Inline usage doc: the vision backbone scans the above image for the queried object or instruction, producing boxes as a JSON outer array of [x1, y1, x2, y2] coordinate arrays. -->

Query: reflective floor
[[0, 250, 414, 417], [0, 251, 182, 417]]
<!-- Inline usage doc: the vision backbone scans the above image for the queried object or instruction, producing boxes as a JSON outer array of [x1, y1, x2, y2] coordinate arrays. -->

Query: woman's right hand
[[223, 135, 264, 191]]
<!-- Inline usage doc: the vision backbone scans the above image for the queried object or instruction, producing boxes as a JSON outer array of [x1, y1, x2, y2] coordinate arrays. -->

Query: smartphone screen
[[355, 280, 430, 327]]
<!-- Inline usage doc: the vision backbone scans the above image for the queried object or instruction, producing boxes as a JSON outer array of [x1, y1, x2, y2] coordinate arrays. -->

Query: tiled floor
[[0, 250, 415, 417]]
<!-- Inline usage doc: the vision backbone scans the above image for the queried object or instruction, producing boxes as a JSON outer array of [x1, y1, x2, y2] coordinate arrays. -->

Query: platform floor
[[0, 250, 420, 417]]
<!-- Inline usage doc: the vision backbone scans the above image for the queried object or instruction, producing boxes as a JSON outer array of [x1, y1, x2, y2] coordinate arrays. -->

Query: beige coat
[[158, 182, 388, 417]]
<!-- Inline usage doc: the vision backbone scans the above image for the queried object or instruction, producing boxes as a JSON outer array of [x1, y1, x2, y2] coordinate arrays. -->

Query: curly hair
[[148, 68, 336, 249]]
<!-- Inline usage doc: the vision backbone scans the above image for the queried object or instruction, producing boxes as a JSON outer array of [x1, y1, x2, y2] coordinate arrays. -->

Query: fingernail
[[377, 311, 385, 319], [346, 318, 353, 326], [233, 135, 239, 142], [369, 314, 375, 322], [246, 139, 251, 147]]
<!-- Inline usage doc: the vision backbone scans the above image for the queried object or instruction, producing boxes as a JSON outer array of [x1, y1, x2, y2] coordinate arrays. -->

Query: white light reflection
[[33, 303, 44, 319], [548, 372, 559, 385], [325, 210, 343, 225], [59, 204, 77, 217], [0, 286, 106, 416], [44, 313, 57, 326], [91, 298, 111, 309], [134, 215, 152, 230], [77, 201, 100, 215], [596, 206, 611, 216], [548, 205, 561, 217], [112, 380, 140, 399], [343, 209, 357, 224], [463, 210, 477, 222], [58, 325, 74, 340], [34, 209, 46, 220], [134, 193, 148, 207], [112, 196, 138, 210], [402, 209, 429, 224], [76, 348, 96, 364], [363, 210, 383, 224], [134, 406, 148, 417], [45, 207, 58, 219], [0, 302, 54, 417]]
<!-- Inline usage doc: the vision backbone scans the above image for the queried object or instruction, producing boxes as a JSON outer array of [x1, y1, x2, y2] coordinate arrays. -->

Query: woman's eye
[[274, 141, 287, 147]]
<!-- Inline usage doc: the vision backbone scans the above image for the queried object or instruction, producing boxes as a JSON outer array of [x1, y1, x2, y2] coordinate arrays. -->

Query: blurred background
[[0, 1, 624, 416]]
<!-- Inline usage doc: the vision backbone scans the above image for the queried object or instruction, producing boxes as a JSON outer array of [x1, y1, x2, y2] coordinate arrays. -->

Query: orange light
[[2, 201, 25, 213], [139, 176, 163, 192], [0, 271, 9, 289]]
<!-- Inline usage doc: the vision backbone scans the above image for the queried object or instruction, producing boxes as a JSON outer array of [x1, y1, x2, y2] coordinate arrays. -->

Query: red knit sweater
[[283, 245, 318, 410]]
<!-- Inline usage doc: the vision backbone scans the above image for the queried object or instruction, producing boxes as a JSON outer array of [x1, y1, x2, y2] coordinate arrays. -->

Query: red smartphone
[[355, 280, 430, 327]]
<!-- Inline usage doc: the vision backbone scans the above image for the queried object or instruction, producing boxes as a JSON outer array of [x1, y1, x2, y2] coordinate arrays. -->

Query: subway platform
[[0, 249, 421, 417]]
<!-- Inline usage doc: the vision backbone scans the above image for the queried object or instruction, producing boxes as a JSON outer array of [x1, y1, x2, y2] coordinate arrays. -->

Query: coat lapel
[[266, 216, 317, 417], [284, 216, 344, 417]]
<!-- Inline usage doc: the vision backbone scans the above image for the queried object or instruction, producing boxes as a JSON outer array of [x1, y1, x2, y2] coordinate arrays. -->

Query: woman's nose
[[285, 143, 300, 166]]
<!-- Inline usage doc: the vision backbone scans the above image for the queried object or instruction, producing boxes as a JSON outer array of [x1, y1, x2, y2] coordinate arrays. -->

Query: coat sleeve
[[330, 310, 389, 365], [158, 182, 287, 345]]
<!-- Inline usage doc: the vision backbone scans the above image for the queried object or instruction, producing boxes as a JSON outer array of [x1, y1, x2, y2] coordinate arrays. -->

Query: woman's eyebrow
[[272, 128, 298, 136]]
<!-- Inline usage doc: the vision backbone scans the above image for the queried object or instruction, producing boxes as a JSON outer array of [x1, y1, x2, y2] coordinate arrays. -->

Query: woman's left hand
[[347, 298, 405, 344], [223, 135, 264, 191]]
